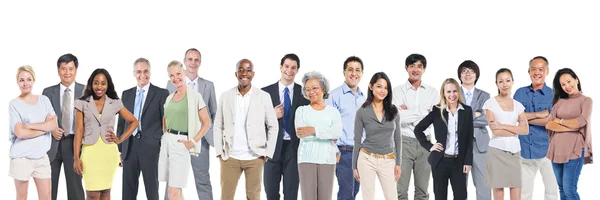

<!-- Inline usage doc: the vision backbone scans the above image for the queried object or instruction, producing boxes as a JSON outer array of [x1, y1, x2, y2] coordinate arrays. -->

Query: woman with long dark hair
[[73, 68, 139, 200], [545, 68, 593, 200], [413, 78, 474, 200], [352, 72, 401, 200]]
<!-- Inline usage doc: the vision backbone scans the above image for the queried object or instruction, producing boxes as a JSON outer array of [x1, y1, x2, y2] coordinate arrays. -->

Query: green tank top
[[165, 94, 188, 132]]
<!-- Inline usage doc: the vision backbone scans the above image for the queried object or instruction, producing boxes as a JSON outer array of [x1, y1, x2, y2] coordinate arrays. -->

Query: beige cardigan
[[165, 88, 206, 156]]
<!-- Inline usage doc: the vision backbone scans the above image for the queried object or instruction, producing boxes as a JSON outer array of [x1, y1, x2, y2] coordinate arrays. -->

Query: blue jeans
[[336, 149, 360, 200], [552, 149, 584, 200]]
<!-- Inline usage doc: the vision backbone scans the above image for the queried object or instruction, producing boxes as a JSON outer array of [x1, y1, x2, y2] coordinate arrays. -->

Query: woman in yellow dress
[[73, 68, 138, 200]]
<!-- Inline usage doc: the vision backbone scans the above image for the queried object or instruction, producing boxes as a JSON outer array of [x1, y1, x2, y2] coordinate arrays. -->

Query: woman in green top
[[158, 61, 211, 200]]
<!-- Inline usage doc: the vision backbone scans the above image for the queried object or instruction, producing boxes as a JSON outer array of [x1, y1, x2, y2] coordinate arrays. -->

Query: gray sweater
[[352, 104, 402, 169]]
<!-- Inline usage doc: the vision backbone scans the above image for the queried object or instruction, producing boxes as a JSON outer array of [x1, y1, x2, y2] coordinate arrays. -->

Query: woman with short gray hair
[[295, 71, 342, 200]]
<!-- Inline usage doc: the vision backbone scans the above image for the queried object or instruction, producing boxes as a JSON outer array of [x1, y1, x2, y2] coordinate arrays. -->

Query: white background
[[1, 1, 599, 199]]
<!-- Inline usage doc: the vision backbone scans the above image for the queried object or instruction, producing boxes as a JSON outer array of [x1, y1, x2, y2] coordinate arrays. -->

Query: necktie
[[466, 91, 472, 106], [283, 87, 292, 134], [61, 88, 71, 136], [132, 88, 144, 136], [188, 81, 196, 91]]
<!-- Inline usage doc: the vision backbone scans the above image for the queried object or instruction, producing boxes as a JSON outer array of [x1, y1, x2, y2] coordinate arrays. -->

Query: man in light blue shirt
[[325, 56, 366, 200]]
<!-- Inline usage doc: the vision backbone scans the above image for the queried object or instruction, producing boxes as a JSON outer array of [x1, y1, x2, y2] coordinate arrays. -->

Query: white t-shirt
[[482, 97, 525, 153]]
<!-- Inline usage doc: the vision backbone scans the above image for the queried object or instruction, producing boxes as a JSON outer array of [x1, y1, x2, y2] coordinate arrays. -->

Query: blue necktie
[[466, 91, 472, 106], [132, 88, 144, 136], [283, 87, 292, 134]]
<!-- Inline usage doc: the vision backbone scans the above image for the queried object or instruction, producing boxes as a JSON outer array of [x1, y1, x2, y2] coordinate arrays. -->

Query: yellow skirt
[[80, 134, 119, 191]]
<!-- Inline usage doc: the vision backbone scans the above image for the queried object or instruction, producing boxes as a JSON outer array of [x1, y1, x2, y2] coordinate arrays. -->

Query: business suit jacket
[[43, 82, 84, 161], [214, 86, 279, 160], [262, 82, 310, 162], [117, 83, 169, 160], [462, 88, 491, 153], [74, 96, 124, 145], [166, 77, 216, 147], [414, 105, 474, 169]]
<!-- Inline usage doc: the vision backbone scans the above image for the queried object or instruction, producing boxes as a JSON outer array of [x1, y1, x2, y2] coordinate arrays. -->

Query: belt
[[338, 145, 353, 151], [443, 154, 458, 158], [167, 129, 188, 136], [360, 148, 395, 159], [63, 134, 74, 139]]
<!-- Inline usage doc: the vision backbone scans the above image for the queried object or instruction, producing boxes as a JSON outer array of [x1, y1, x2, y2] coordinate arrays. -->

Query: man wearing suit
[[214, 59, 278, 200], [117, 58, 169, 200], [458, 60, 491, 200], [262, 53, 310, 200], [165, 48, 217, 200], [43, 53, 85, 200]]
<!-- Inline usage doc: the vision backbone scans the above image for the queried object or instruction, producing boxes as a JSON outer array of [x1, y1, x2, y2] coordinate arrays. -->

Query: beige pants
[[220, 157, 264, 200], [357, 151, 397, 200], [521, 157, 558, 200]]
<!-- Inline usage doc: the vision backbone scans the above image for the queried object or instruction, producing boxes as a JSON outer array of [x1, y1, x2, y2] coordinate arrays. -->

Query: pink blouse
[[547, 93, 593, 164]]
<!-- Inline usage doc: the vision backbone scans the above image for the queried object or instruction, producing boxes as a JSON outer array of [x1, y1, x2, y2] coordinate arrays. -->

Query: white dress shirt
[[135, 83, 150, 131], [445, 104, 464, 155], [60, 83, 75, 135], [185, 76, 198, 91], [278, 81, 294, 140], [392, 81, 439, 138], [231, 86, 260, 160]]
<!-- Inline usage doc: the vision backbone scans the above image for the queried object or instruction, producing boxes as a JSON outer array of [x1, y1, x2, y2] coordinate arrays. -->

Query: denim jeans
[[552, 149, 584, 200], [336, 149, 360, 200]]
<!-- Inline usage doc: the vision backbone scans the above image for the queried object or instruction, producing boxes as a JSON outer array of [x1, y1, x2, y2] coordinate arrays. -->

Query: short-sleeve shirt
[[9, 95, 55, 159], [482, 97, 525, 153]]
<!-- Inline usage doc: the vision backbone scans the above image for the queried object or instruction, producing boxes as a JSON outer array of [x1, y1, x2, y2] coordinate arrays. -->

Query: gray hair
[[301, 71, 330, 99], [133, 57, 151, 70]]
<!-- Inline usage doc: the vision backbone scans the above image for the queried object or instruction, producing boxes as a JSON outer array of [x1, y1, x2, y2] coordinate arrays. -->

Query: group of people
[[8, 50, 592, 200]]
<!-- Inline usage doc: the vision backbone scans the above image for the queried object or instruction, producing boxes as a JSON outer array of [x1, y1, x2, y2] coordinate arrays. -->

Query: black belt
[[167, 129, 188, 136], [443, 154, 458, 159], [338, 145, 354, 151], [63, 134, 74, 139]]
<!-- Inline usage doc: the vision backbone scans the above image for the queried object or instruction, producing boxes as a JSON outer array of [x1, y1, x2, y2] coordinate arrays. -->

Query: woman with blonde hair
[[9, 66, 56, 200], [414, 78, 474, 200]]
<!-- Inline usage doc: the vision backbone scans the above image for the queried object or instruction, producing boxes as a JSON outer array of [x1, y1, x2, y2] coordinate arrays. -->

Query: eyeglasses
[[305, 86, 322, 93], [461, 68, 475, 74]]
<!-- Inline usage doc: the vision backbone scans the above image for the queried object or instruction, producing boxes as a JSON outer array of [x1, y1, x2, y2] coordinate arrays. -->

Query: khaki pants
[[220, 157, 264, 200], [357, 151, 397, 200], [522, 157, 558, 200]]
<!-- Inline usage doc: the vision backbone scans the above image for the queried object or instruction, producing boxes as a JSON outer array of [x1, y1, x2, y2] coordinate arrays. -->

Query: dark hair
[[495, 68, 513, 94], [405, 54, 427, 68], [529, 56, 549, 69], [80, 68, 119, 101], [457, 60, 480, 84], [552, 68, 582, 106], [361, 72, 398, 122], [184, 48, 201, 58], [57, 53, 79, 68], [343, 56, 364, 71], [280, 53, 300, 69]]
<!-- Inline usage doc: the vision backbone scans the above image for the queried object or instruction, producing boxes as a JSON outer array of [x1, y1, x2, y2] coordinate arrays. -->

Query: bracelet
[[190, 139, 198, 146], [560, 119, 563, 125]]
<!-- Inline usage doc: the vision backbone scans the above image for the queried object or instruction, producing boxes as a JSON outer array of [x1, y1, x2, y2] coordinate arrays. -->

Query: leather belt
[[443, 154, 458, 158], [338, 145, 353, 151], [167, 129, 188, 136], [360, 148, 395, 159]]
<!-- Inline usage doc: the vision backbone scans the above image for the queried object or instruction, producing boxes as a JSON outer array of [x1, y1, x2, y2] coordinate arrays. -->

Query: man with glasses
[[325, 56, 366, 200]]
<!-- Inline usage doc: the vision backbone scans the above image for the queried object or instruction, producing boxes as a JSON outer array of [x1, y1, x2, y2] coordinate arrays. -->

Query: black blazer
[[262, 82, 310, 162], [117, 83, 169, 160], [414, 104, 474, 169]]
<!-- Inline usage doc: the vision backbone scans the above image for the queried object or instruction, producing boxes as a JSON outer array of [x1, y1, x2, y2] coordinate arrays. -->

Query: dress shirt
[[445, 104, 464, 155], [513, 84, 553, 159], [231, 86, 260, 160], [278, 81, 294, 140], [60, 83, 76, 135], [392, 80, 439, 138], [325, 83, 366, 153]]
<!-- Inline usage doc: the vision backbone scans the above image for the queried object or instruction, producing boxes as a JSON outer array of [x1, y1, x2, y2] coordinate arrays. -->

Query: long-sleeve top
[[352, 105, 402, 169], [295, 105, 343, 165], [392, 81, 439, 138], [547, 93, 593, 164], [325, 83, 366, 153]]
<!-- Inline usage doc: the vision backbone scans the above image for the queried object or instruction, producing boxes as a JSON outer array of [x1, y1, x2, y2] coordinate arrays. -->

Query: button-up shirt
[[513, 84, 553, 159], [278, 81, 294, 140], [60, 83, 75, 135], [392, 81, 439, 138], [231, 86, 259, 160], [185, 76, 198, 91], [445, 104, 464, 155], [325, 83, 366, 153], [135, 83, 150, 131]]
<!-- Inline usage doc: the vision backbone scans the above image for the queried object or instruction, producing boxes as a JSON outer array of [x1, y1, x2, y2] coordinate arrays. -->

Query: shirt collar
[[527, 83, 551, 95], [136, 83, 150, 93], [341, 82, 363, 96], [60, 82, 75, 93], [278, 81, 294, 93], [461, 86, 475, 95], [236, 86, 253, 96], [404, 80, 427, 90], [185, 76, 199, 85]]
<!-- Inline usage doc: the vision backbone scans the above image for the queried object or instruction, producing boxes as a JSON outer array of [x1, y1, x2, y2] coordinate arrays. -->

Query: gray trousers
[[164, 138, 213, 200], [397, 136, 430, 200], [298, 163, 335, 200], [470, 141, 491, 200]]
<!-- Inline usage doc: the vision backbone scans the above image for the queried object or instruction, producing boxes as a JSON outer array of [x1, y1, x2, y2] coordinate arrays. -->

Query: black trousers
[[122, 133, 160, 200], [432, 158, 467, 200], [263, 140, 299, 200]]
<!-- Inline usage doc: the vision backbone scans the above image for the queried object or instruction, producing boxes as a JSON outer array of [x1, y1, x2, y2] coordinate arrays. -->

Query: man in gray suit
[[43, 53, 85, 200], [118, 58, 169, 200], [166, 48, 217, 200], [458, 60, 491, 200]]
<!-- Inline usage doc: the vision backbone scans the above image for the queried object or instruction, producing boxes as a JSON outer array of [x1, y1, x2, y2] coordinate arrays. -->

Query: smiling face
[[280, 58, 298, 83], [444, 82, 460, 106], [168, 66, 185, 88], [343, 61, 363, 89], [304, 78, 324, 103], [92, 73, 108, 98], [529, 58, 549, 88], [184, 50, 201, 76], [134, 61, 151, 88], [17, 71, 34, 94], [370, 78, 388, 102], [559, 73, 580, 95], [460, 67, 476, 85], [496, 71, 514, 96], [58, 61, 77, 87], [406, 60, 425, 82], [236, 60, 254, 88]]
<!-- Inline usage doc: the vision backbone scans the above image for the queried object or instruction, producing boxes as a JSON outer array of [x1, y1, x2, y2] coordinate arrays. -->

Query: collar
[[185, 76, 199, 85], [404, 80, 427, 90], [136, 83, 150, 93], [527, 83, 551, 95], [341, 82, 363, 96], [236, 85, 253, 96], [60, 82, 75, 93], [278, 81, 294, 93], [461, 85, 475, 95]]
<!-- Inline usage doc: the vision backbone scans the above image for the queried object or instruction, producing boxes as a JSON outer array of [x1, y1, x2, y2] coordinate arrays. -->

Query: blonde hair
[[436, 78, 465, 122], [167, 60, 184, 72], [16, 65, 36, 82]]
